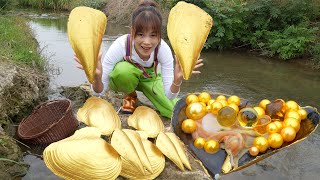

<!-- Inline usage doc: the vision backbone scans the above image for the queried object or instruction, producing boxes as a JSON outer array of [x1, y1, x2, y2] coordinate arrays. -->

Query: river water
[[21, 15, 320, 180]]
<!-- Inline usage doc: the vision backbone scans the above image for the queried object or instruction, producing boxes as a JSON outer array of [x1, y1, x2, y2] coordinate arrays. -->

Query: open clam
[[171, 93, 319, 178]]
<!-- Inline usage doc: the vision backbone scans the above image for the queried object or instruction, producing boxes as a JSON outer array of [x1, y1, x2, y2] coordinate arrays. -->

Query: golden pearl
[[207, 99, 216, 106], [281, 126, 296, 142], [259, 99, 271, 110], [181, 119, 197, 134], [285, 100, 300, 112], [228, 103, 239, 113], [298, 109, 307, 120], [204, 140, 220, 154], [217, 106, 237, 127], [227, 95, 241, 106], [216, 95, 227, 101], [198, 92, 211, 104], [285, 111, 301, 122], [186, 94, 199, 105], [253, 136, 269, 153], [206, 105, 212, 112], [253, 106, 266, 119], [266, 122, 279, 134], [249, 146, 259, 156], [283, 117, 300, 132], [194, 137, 206, 149], [268, 133, 283, 149], [210, 101, 223, 115], [186, 102, 206, 120], [273, 121, 283, 132], [217, 99, 228, 107]]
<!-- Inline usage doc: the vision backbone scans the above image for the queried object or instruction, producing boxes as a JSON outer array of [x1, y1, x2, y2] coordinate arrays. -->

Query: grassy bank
[[0, 16, 45, 70], [15, 0, 106, 10]]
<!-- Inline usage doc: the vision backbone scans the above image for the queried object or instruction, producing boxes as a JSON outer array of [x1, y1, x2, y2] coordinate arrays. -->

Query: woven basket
[[17, 99, 79, 144]]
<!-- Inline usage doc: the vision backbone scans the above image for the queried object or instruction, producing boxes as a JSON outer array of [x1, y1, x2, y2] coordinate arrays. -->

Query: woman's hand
[[171, 55, 204, 93], [174, 55, 204, 83], [74, 53, 103, 81]]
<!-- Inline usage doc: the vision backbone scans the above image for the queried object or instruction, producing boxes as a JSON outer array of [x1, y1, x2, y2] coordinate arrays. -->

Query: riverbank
[[0, 16, 48, 178]]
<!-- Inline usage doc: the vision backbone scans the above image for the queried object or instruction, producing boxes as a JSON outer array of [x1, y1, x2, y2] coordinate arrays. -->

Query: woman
[[75, 0, 203, 118]]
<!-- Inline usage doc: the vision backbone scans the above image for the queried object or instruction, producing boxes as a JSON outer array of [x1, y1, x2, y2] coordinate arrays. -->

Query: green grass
[[15, 0, 107, 10], [0, 16, 45, 70]]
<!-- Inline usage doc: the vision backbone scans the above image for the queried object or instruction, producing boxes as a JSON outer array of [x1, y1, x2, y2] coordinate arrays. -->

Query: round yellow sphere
[[228, 104, 239, 113], [259, 99, 271, 110], [266, 122, 279, 134], [206, 105, 212, 112], [186, 94, 199, 105], [285, 100, 300, 112], [281, 126, 296, 142], [207, 99, 216, 106], [181, 119, 197, 134], [285, 111, 301, 122], [186, 102, 206, 120], [283, 118, 300, 132], [211, 101, 223, 115], [227, 95, 241, 106], [253, 136, 269, 153], [198, 92, 211, 104], [298, 109, 307, 120], [204, 140, 220, 154], [268, 133, 283, 149], [194, 137, 206, 149], [217, 99, 228, 107], [273, 121, 283, 132], [216, 95, 227, 101], [253, 106, 266, 119], [200, 102, 207, 108], [249, 146, 260, 156]]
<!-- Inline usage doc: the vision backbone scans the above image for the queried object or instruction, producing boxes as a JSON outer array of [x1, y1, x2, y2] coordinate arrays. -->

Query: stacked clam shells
[[43, 127, 122, 179], [43, 101, 192, 179], [111, 128, 165, 179]]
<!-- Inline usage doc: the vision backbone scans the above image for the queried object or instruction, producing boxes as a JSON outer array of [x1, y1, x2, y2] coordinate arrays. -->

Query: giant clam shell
[[68, 6, 107, 83], [43, 127, 122, 180], [77, 97, 121, 136], [167, 1, 213, 80], [171, 93, 319, 178], [128, 106, 164, 138]]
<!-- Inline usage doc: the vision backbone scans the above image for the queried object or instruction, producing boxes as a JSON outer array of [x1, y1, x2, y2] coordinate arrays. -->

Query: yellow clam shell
[[77, 97, 121, 136], [127, 106, 164, 138], [120, 139, 165, 179], [111, 129, 145, 174], [156, 132, 185, 171], [166, 132, 192, 170], [43, 128, 121, 180], [167, 1, 213, 80], [68, 6, 107, 83]]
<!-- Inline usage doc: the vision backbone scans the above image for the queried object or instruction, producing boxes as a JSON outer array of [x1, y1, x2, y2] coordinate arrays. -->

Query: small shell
[[156, 132, 185, 171], [166, 132, 192, 170], [77, 97, 121, 136], [111, 129, 145, 175], [128, 106, 164, 138]]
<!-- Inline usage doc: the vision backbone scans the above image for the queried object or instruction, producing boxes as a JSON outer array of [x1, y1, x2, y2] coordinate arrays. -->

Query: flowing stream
[[21, 15, 320, 180]]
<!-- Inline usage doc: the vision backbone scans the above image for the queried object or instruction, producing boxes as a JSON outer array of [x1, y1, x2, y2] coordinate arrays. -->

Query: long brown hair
[[131, 0, 162, 39]]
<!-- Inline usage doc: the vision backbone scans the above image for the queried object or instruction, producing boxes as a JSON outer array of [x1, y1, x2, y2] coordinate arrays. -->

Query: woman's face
[[133, 29, 160, 61]]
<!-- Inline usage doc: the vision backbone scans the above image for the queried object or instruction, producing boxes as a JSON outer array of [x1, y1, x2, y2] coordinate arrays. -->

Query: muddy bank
[[0, 60, 48, 179]]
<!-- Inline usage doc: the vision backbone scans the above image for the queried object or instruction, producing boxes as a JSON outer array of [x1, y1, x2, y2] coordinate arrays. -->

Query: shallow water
[[21, 15, 320, 180]]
